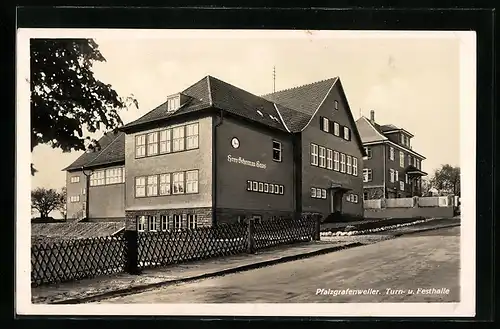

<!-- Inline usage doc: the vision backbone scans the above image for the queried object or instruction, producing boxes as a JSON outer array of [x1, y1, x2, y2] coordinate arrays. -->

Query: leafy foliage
[[30, 39, 138, 174], [31, 187, 65, 219], [430, 164, 460, 196]]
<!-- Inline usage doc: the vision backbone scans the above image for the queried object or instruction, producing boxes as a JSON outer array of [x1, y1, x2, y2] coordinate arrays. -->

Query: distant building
[[355, 110, 427, 200], [64, 76, 366, 228]]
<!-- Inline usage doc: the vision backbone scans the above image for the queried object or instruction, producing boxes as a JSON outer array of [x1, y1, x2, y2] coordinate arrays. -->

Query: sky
[[30, 30, 461, 192]]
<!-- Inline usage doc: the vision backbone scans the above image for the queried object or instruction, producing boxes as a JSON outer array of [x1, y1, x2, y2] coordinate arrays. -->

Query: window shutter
[[319, 116, 324, 130], [329, 121, 334, 134]]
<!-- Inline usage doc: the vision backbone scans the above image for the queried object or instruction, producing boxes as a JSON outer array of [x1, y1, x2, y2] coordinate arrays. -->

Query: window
[[279, 185, 284, 195], [334, 151, 340, 171], [346, 194, 351, 202], [186, 123, 199, 150], [105, 167, 124, 185], [326, 149, 333, 170], [405, 174, 409, 184], [167, 95, 180, 112], [390, 169, 394, 183], [389, 147, 394, 160], [70, 176, 80, 183], [135, 177, 146, 197], [159, 129, 172, 154], [137, 216, 146, 232], [70, 195, 80, 202], [363, 169, 372, 182], [343, 127, 350, 140], [247, 180, 253, 191], [90, 170, 105, 186], [333, 122, 340, 136], [353, 157, 358, 176], [319, 146, 326, 168], [363, 191, 369, 200], [346, 156, 352, 174], [258, 182, 264, 192], [408, 154, 412, 166], [334, 100, 339, 110], [321, 117, 330, 132], [264, 183, 269, 193], [172, 172, 185, 194], [340, 153, 346, 173], [148, 216, 157, 232], [159, 173, 171, 195], [147, 132, 158, 156], [173, 215, 182, 231], [400, 181, 405, 191], [310, 144, 318, 166], [416, 159, 421, 170], [321, 189, 326, 199], [312, 188, 326, 199], [311, 188, 316, 198], [147, 175, 158, 196], [135, 135, 146, 158], [187, 214, 197, 230], [274, 184, 280, 194], [186, 170, 199, 194], [364, 147, 372, 159], [273, 141, 282, 162], [81, 188, 86, 195], [270, 184, 275, 194], [172, 126, 185, 152], [352, 194, 358, 203], [395, 170, 399, 182], [400, 151, 405, 167], [413, 157, 417, 167], [160, 215, 169, 231]]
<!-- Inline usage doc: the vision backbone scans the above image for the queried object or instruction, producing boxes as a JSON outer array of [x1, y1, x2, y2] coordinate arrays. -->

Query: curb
[[49, 242, 364, 304], [391, 223, 460, 237]]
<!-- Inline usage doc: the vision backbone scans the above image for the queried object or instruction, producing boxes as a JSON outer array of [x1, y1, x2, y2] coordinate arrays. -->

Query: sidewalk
[[32, 217, 460, 305]]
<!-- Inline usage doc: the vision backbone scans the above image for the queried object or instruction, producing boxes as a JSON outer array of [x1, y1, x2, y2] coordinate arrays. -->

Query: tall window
[[186, 170, 199, 194], [340, 153, 346, 173], [273, 141, 282, 162], [413, 157, 417, 167], [321, 117, 329, 132], [400, 181, 405, 191], [346, 155, 352, 174], [416, 159, 421, 169], [173, 215, 182, 231], [395, 170, 399, 182], [389, 147, 394, 160], [172, 172, 185, 194], [319, 146, 326, 168], [334, 151, 340, 171], [70, 176, 80, 183], [405, 174, 409, 184], [147, 132, 158, 156], [90, 170, 105, 186], [333, 122, 340, 136], [310, 144, 318, 166], [408, 154, 412, 166], [390, 169, 395, 183], [187, 214, 197, 229], [363, 169, 372, 182], [353, 157, 358, 176], [147, 175, 158, 196], [137, 216, 146, 232], [186, 123, 199, 150], [326, 149, 333, 170], [135, 135, 146, 158], [364, 147, 372, 159], [159, 129, 171, 154], [159, 173, 171, 195], [105, 167, 123, 185], [148, 216, 157, 232], [135, 177, 146, 197], [172, 126, 185, 152], [400, 151, 405, 167], [343, 127, 350, 140], [160, 215, 169, 231]]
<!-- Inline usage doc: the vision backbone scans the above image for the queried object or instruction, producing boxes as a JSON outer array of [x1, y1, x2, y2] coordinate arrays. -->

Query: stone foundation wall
[[125, 207, 212, 231], [215, 208, 295, 225]]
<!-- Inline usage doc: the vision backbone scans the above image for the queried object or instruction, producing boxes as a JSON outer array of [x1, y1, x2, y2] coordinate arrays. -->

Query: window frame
[[185, 123, 199, 150], [340, 153, 346, 173], [172, 171, 186, 195], [69, 195, 80, 203], [334, 151, 340, 171], [364, 147, 372, 159], [137, 216, 146, 232], [389, 147, 395, 161], [318, 146, 326, 168], [334, 100, 339, 110], [321, 117, 330, 132], [333, 122, 340, 136], [346, 155, 352, 174], [310, 143, 319, 166], [326, 148, 333, 170], [185, 170, 199, 194], [363, 168, 373, 182], [159, 173, 172, 195], [400, 151, 405, 168], [148, 216, 157, 232], [70, 176, 80, 183], [160, 215, 169, 231], [187, 214, 198, 230], [353, 157, 358, 176], [343, 126, 350, 140], [135, 176, 146, 197], [272, 141, 282, 162], [146, 175, 158, 197]]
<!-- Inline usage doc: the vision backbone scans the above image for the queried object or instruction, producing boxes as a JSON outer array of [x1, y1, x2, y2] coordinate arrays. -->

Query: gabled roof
[[122, 75, 289, 132], [62, 131, 125, 171], [355, 116, 388, 143]]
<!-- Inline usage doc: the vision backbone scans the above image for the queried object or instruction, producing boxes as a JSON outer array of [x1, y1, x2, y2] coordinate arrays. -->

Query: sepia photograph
[[17, 29, 475, 317]]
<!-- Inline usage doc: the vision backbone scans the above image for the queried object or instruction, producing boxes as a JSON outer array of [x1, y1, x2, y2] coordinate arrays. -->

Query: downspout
[[212, 110, 224, 226], [383, 143, 386, 198]]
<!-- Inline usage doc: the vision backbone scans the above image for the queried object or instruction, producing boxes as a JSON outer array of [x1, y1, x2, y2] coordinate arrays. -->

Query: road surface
[[99, 226, 460, 303]]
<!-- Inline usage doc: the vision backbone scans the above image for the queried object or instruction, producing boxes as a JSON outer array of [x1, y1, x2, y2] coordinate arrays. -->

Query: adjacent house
[[64, 75, 366, 229], [355, 110, 427, 200]]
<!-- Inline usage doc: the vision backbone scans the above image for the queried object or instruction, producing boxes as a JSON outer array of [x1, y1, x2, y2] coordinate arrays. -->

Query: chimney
[[370, 110, 375, 123]]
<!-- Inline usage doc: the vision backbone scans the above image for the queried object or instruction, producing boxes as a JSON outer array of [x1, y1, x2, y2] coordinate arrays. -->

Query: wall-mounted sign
[[227, 155, 267, 169], [231, 137, 240, 149]]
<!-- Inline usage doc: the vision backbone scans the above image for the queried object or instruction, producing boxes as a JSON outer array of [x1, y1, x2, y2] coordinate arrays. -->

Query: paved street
[[98, 226, 460, 303]]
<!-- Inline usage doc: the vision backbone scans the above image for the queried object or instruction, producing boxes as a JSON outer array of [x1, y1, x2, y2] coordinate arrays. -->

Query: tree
[[31, 188, 65, 219], [430, 164, 461, 196], [58, 187, 67, 220], [420, 177, 432, 196], [30, 38, 138, 174]]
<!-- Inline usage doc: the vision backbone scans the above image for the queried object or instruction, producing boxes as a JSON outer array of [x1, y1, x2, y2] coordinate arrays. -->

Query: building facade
[[64, 75, 366, 228], [355, 110, 427, 200]]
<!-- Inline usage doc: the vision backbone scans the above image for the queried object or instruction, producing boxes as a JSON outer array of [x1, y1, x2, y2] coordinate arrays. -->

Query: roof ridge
[[208, 75, 278, 106], [261, 77, 338, 97]]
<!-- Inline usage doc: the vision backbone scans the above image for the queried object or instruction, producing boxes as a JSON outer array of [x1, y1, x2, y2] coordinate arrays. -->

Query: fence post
[[313, 214, 321, 241], [124, 229, 140, 275], [247, 218, 256, 254]]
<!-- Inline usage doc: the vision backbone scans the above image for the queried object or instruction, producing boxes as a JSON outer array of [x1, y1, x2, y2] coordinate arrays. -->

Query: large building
[[355, 110, 427, 200], [64, 76, 366, 229]]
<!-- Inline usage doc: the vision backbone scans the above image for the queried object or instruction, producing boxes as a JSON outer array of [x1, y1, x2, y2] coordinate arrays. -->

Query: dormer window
[[167, 94, 181, 112]]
